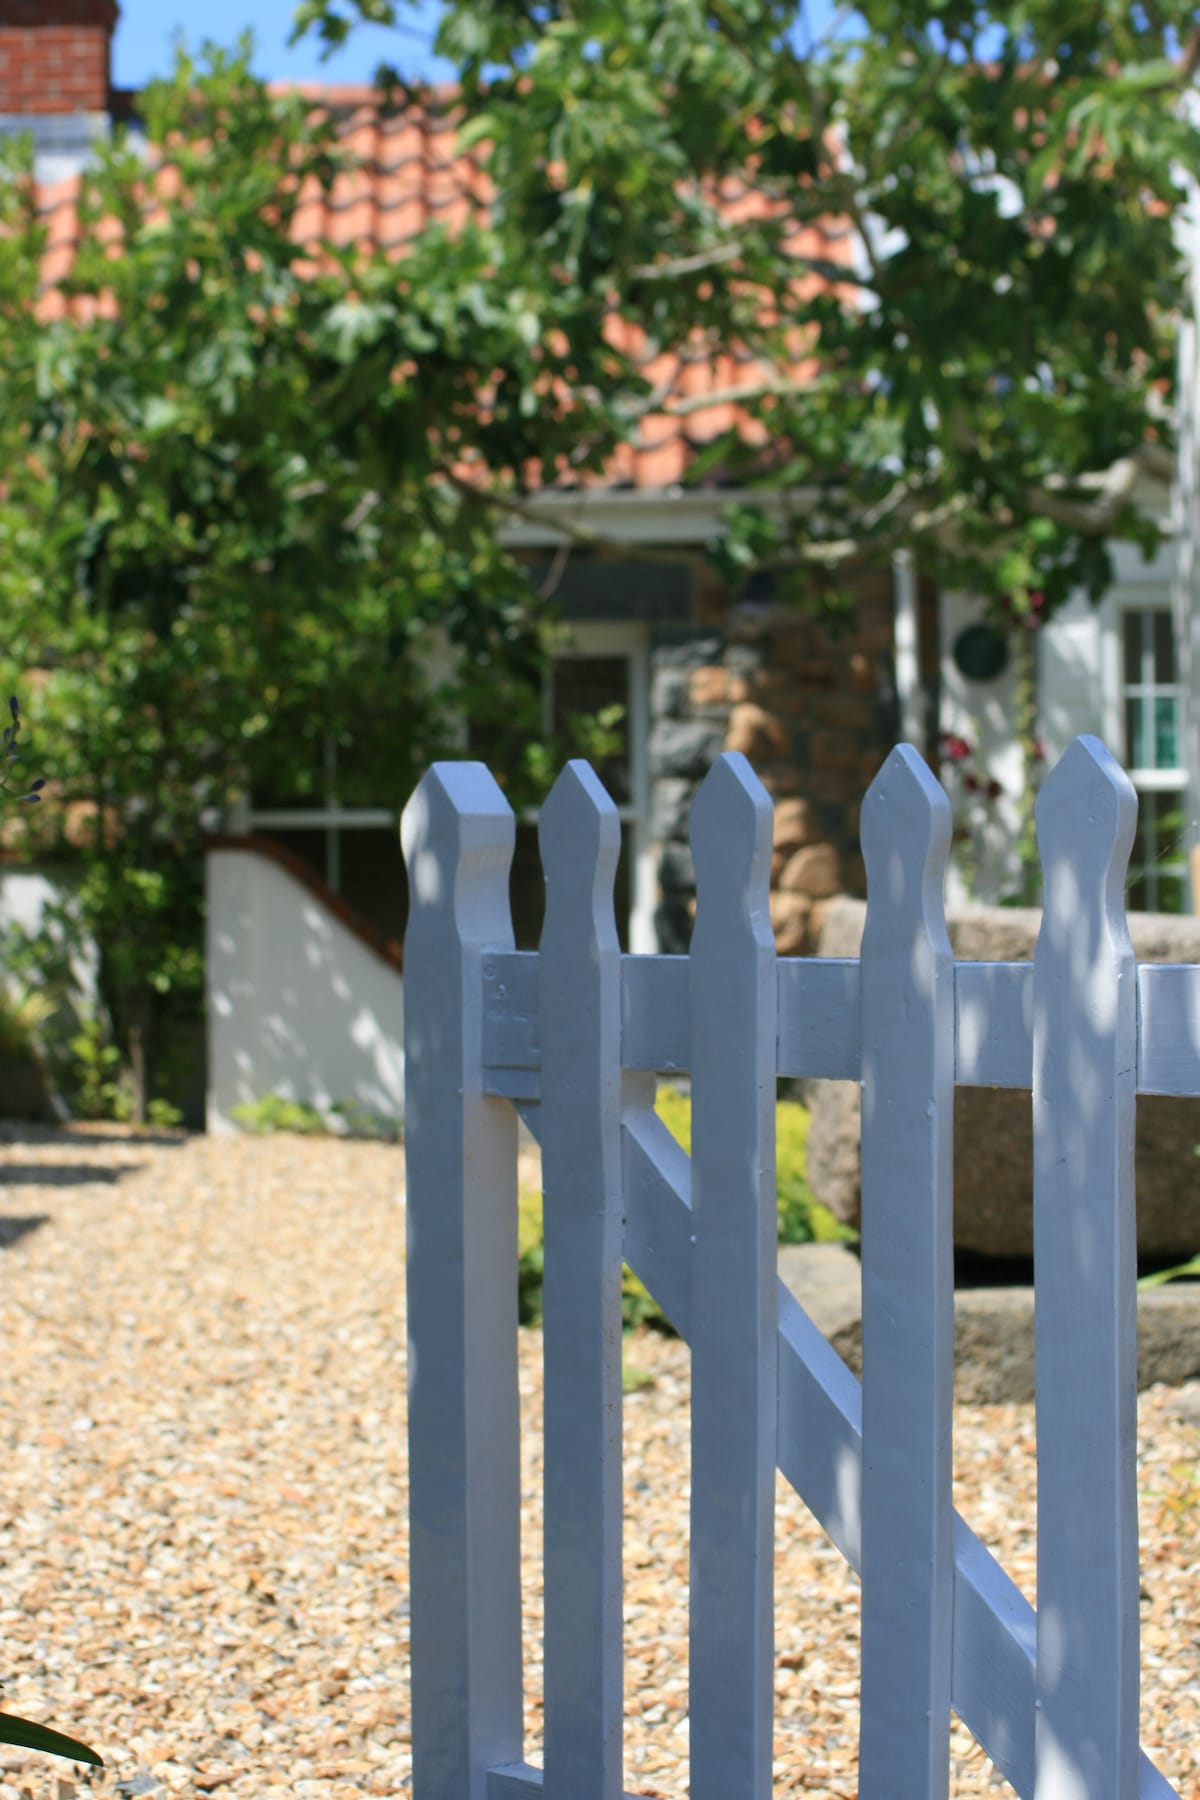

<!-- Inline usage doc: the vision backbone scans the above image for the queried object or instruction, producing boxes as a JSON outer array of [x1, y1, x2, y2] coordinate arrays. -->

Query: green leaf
[[1138, 1254, 1200, 1292], [0, 1714, 103, 1767]]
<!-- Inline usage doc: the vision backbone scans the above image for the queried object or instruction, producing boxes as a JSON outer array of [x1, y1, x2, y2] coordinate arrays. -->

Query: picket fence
[[401, 734, 1198, 1800]]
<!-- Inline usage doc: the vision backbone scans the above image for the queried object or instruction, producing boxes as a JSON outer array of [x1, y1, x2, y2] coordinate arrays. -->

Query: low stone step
[[778, 1242, 1200, 1406]]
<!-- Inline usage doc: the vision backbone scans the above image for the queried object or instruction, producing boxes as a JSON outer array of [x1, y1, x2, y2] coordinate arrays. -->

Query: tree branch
[[630, 241, 872, 293]]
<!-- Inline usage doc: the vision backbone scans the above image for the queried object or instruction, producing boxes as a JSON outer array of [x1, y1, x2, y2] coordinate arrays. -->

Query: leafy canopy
[[0, 42, 604, 1117], [294, 0, 1200, 617]]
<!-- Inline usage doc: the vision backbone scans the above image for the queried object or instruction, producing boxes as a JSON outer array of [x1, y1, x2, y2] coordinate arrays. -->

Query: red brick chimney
[[0, 0, 119, 116]]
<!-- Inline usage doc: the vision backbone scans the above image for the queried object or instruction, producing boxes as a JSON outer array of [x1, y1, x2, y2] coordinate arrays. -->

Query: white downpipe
[[893, 547, 925, 752]]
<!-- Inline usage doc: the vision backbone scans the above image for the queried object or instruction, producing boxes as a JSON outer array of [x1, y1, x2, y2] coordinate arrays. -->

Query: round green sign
[[952, 622, 1009, 683]]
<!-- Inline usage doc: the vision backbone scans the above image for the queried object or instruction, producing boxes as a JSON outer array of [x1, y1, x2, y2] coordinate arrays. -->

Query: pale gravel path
[[0, 1125, 1195, 1799]]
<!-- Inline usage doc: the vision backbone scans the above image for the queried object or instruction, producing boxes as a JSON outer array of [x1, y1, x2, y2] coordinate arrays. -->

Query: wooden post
[[857, 743, 955, 1799], [688, 752, 777, 1800], [1033, 735, 1139, 1800], [538, 762, 627, 1800], [401, 764, 523, 1800]]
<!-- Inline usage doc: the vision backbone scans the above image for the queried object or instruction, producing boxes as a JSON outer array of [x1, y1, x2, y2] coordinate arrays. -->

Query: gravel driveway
[[0, 1125, 1196, 1798]]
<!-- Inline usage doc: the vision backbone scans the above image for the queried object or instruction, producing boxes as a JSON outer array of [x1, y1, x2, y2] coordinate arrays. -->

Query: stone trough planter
[[806, 898, 1200, 1264]]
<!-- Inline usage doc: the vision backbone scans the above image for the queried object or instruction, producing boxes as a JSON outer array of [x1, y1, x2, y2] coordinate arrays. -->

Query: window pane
[[1126, 696, 1147, 768], [510, 819, 633, 950], [1123, 610, 1143, 686], [1154, 696, 1180, 770], [1154, 609, 1176, 684]]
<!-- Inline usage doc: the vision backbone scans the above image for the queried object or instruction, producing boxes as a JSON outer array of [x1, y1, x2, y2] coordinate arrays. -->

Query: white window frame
[[237, 622, 654, 944], [540, 621, 655, 953], [1099, 588, 1188, 911]]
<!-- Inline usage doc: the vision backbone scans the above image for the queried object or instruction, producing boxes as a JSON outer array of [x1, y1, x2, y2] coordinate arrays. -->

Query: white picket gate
[[401, 734, 1196, 1800]]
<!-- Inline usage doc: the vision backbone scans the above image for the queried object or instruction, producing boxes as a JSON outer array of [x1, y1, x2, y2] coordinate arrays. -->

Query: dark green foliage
[[294, 0, 1198, 619]]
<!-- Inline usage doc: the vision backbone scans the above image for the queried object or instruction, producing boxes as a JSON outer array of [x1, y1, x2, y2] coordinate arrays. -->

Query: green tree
[[0, 43, 610, 1121], [294, 0, 1198, 616], [295, 0, 1200, 898]]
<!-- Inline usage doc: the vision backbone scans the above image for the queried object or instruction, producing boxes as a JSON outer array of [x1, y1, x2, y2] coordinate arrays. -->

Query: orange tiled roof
[[29, 83, 855, 490]]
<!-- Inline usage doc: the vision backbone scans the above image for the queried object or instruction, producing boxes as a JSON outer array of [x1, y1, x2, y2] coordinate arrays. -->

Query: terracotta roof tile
[[21, 83, 853, 490]]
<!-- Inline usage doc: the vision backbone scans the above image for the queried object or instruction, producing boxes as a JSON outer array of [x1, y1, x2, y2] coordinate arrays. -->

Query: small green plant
[[230, 1094, 400, 1139], [68, 1019, 129, 1121], [330, 1098, 401, 1141], [146, 1097, 184, 1129], [622, 1359, 656, 1395], [1138, 1254, 1200, 1291], [230, 1095, 328, 1136], [1152, 1460, 1200, 1533], [517, 1188, 668, 1330], [0, 986, 52, 1061]]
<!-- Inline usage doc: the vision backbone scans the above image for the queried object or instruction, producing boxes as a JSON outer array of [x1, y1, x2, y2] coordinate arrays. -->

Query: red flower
[[940, 732, 972, 762], [964, 772, 980, 793]]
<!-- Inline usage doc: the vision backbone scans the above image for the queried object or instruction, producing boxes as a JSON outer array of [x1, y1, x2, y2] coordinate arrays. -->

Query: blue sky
[[112, 0, 456, 89], [111, 0, 851, 90]]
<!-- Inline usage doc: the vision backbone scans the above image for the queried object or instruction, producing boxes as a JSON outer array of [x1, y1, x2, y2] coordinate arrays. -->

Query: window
[[1122, 607, 1188, 913], [510, 636, 652, 951], [242, 733, 405, 940]]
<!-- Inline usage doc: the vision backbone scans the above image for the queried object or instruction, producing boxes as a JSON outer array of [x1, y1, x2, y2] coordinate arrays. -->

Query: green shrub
[[654, 1085, 852, 1246], [230, 1094, 400, 1139], [517, 1187, 664, 1331], [231, 1094, 328, 1136]]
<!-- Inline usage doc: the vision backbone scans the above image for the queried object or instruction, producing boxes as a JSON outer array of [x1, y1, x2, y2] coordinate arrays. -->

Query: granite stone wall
[[648, 570, 906, 955]]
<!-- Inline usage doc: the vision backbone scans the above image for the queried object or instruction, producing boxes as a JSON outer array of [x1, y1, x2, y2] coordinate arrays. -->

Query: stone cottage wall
[[648, 570, 909, 955]]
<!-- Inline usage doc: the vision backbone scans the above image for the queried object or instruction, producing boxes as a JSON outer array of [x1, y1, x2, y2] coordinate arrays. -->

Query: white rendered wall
[[206, 846, 405, 1134], [939, 590, 1028, 905], [0, 867, 99, 1008]]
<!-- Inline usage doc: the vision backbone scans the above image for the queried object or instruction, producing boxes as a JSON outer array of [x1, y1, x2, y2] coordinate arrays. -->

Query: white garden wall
[[205, 842, 404, 1134]]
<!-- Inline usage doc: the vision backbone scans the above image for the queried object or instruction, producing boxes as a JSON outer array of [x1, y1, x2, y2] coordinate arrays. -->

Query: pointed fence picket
[[402, 735, 1188, 1800]]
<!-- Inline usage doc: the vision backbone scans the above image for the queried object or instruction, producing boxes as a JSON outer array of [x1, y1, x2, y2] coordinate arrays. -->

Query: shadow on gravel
[[0, 1123, 189, 1150], [0, 1162, 143, 1188], [0, 1213, 49, 1246]]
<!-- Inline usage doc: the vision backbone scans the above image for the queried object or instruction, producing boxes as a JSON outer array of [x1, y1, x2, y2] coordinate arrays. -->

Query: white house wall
[[0, 866, 98, 1009], [206, 847, 405, 1134], [939, 590, 1028, 904], [941, 535, 1177, 906]]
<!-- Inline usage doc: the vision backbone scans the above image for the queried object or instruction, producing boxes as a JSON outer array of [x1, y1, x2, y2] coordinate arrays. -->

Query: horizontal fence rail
[[481, 949, 1200, 1096], [404, 736, 1187, 1800]]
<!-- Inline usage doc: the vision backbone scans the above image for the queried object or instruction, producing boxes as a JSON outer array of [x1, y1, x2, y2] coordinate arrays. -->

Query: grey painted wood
[[857, 744, 955, 1799], [483, 952, 1034, 1089], [482, 950, 539, 1071], [537, 763, 627, 1800], [776, 1282, 863, 1569], [688, 753, 778, 1800], [955, 961, 1033, 1087], [410, 744, 1184, 1800], [1136, 962, 1200, 1094], [1033, 736, 1140, 1799], [485, 1763, 662, 1800], [777, 957, 862, 1078], [621, 953, 689, 1071], [626, 1116, 1175, 1798], [528, 983, 1177, 1799], [401, 764, 523, 1800]]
